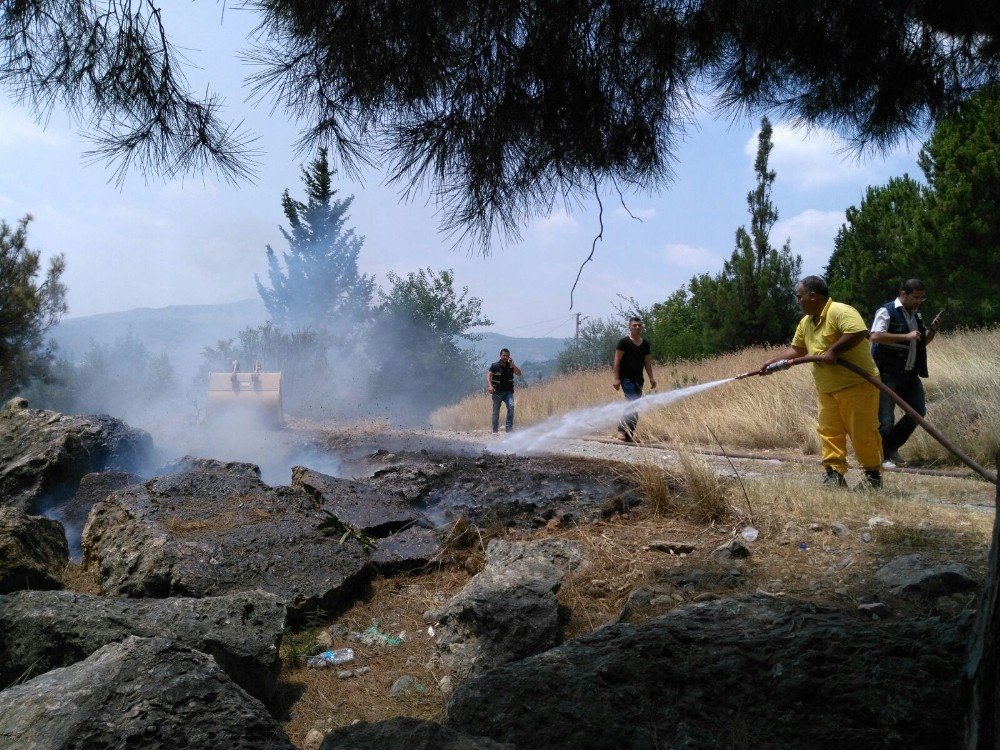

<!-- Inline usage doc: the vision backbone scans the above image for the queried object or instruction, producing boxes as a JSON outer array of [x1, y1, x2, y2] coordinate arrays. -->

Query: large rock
[[82, 460, 370, 624], [876, 553, 980, 598], [319, 717, 515, 750], [0, 636, 294, 750], [50, 470, 141, 559], [431, 539, 584, 678], [0, 589, 285, 704], [445, 595, 970, 749], [0, 397, 152, 514], [293, 466, 418, 536], [0, 507, 68, 593]]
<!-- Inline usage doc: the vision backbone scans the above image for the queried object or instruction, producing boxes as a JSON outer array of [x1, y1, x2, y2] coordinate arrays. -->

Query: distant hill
[[465, 332, 569, 364], [49, 301, 569, 382], [49, 299, 269, 380]]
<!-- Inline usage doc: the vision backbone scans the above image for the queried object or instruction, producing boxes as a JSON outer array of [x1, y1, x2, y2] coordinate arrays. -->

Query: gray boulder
[[0, 636, 294, 750], [82, 460, 370, 624], [293, 466, 419, 536], [445, 595, 969, 749], [0, 589, 285, 704], [431, 539, 584, 678], [876, 553, 980, 597], [320, 718, 514, 750], [49, 470, 141, 558], [0, 397, 151, 514], [0, 507, 67, 593]]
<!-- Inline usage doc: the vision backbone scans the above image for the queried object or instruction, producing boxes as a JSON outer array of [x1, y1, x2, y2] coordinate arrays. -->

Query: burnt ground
[[63, 423, 998, 748]]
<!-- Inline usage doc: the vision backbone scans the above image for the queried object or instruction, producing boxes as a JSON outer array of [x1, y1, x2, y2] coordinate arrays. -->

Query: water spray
[[737, 356, 997, 484]]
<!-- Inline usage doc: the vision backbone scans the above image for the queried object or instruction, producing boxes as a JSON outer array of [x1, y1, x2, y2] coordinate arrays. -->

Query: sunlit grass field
[[432, 327, 1000, 468]]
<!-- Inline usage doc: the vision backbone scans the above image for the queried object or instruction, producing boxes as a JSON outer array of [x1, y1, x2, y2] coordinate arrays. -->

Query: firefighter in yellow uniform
[[760, 275, 883, 490]]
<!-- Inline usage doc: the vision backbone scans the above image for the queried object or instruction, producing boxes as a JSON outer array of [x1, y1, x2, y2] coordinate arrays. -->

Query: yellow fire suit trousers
[[817, 381, 883, 475]]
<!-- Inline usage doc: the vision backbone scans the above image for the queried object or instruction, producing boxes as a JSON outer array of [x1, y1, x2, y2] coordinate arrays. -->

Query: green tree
[[370, 269, 491, 422], [0, 216, 67, 399], [555, 318, 622, 374], [917, 85, 1000, 326], [643, 288, 718, 362], [826, 175, 929, 316], [64, 329, 178, 418], [256, 149, 374, 336], [694, 119, 802, 351]]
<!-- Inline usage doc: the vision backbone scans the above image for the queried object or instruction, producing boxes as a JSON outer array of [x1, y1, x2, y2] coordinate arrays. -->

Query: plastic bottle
[[306, 648, 355, 668]]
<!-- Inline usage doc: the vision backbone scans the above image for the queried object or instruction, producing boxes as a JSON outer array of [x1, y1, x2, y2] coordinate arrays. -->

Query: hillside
[[48, 301, 569, 382]]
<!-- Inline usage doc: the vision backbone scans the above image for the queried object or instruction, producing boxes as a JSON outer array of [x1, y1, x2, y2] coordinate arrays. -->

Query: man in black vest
[[869, 278, 942, 466], [486, 348, 522, 433]]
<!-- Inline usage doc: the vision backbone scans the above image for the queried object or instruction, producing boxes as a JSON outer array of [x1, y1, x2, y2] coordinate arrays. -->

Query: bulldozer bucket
[[206, 369, 284, 429]]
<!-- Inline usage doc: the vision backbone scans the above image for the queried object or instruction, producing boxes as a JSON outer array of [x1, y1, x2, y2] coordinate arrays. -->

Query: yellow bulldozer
[[206, 361, 284, 428]]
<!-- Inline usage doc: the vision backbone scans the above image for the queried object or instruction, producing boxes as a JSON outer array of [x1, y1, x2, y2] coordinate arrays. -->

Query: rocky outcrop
[[82, 460, 370, 624], [0, 397, 152, 514], [319, 718, 515, 750], [431, 539, 584, 678], [293, 466, 419, 536], [0, 589, 285, 704], [50, 470, 141, 558], [0, 507, 67, 593], [445, 595, 971, 749], [876, 553, 980, 598], [0, 636, 294, 750]]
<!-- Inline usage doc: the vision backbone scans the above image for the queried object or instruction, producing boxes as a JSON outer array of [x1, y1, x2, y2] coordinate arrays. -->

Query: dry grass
[[277, 569, 469, 745], [432, 327, 1000, 467]]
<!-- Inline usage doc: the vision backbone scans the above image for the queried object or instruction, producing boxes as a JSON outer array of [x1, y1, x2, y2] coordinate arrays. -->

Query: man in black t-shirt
[[486, 348, 522, 433], [612, 317, 657, 441]]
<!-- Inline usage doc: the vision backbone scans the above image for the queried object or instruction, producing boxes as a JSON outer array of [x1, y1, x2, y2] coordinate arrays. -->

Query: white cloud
[[0, 105, 65, 149], [531, 209, 580, 235], [747, 122, 912, 190], [773, 209, 845, 273], [661, 242, 723, 272]]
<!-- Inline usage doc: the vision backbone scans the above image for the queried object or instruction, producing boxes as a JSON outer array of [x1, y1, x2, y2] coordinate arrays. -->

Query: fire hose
[[737, 355, 997, 485]]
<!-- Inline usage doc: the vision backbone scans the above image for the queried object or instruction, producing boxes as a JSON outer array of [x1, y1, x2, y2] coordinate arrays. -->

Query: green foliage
[[826, 175, 929, 316], [370, 268, 491, 422], [641, 119, 801, 362], [828, 85, 1000, 327], [555, 318, 622, 374], [643, 289, 718, 362], [256, 149, 374, 337], [0, 216, 67, 399], [693, 120, 802, 349], [917, 85, 1000, 326], [29, 328, 179, 417]]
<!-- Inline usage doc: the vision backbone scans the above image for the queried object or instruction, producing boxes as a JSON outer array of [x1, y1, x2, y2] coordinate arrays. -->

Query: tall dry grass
[[432, 327, 1000, 467]]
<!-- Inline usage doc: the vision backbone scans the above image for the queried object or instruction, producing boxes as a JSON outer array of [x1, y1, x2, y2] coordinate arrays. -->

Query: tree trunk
[[965, 452, 1000, 748]]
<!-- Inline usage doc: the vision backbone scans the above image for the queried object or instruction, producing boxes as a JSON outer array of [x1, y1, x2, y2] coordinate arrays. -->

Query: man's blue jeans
[[492, 391, 515, 432], [618, 378, 643, 437], [878, 369, 926, 455]]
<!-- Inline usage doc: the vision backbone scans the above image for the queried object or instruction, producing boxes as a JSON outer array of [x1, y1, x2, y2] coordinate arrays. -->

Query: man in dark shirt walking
[[612, 317, 657, 441], [486, 348, 522, 433]]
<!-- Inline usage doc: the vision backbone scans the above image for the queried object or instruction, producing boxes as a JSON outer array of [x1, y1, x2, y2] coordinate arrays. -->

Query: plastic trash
[[798, 542, 809, 551], [306, 648, 355, 668], [740, 526, 759, 542], [357, 624, 404, 647]]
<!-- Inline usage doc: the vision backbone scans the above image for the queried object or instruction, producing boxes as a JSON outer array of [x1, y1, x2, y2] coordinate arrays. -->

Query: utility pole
[[575, 313, 588, 341]]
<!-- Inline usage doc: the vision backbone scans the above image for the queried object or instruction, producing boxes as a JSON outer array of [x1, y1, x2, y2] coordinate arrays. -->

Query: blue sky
[[0, 1, 927, 339]]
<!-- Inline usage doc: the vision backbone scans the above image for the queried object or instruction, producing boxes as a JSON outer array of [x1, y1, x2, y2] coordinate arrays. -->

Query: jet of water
[[491, 378, 735, 454]]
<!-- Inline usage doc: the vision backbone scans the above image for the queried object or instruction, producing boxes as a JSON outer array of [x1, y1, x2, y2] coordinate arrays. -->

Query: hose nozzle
[[763, 358, 792, 375]]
